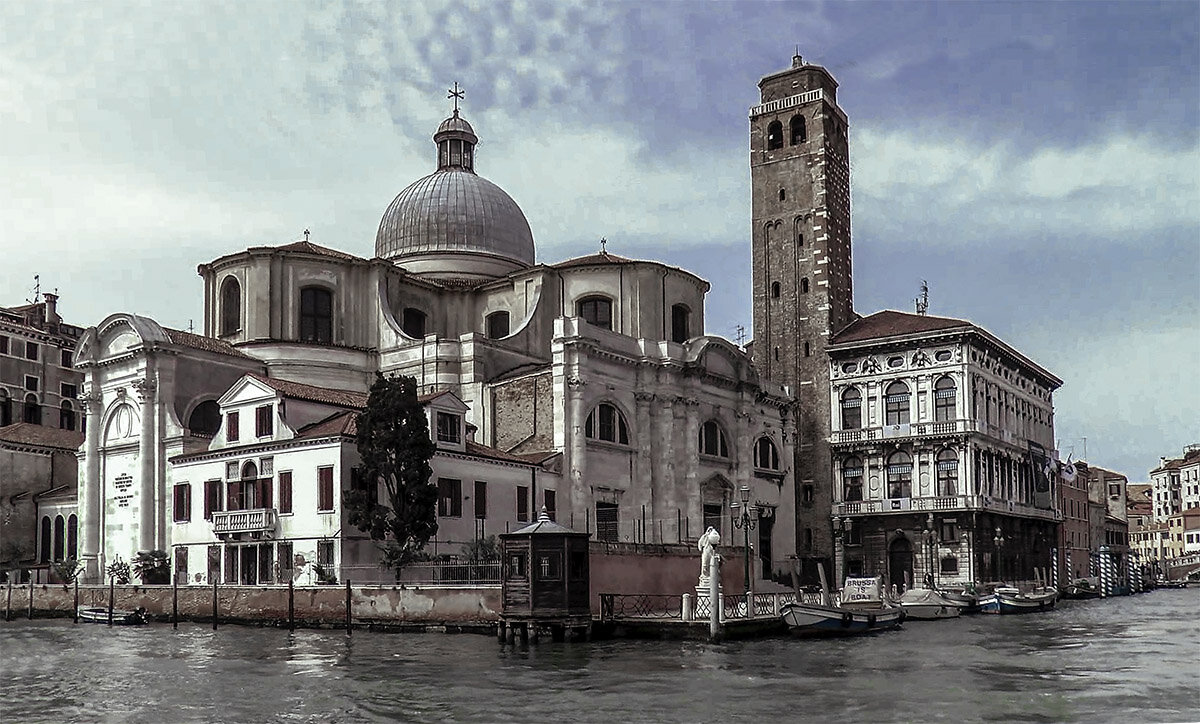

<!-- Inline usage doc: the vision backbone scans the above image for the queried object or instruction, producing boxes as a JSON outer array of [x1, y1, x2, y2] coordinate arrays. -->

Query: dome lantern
[[436, 83, 477, 172]]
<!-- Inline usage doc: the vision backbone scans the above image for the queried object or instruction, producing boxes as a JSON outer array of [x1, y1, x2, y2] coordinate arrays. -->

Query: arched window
[[699, 420, 729, 458], [885, 381, 910, 426], [804, 341, 811, 357], [887, 451, 913, 499], [299, 287, 333, 343], [671, 304, 691, 343], [754, 437, 780, 470], [486, 311, 510, 339], [23, 394, 40, 425], [576, 296, 612, 330], [59, 401, 75, 431], [840, 388, 862, 430], [790, 114, 807, 145], [241, 461, 258, 480], [794, 217, 804, 247], [53, 515, 65, 561], [402, 307, 427, 338], [937, 449, 959, 497], [39, 517, 51, 562], [843, 457, 864, 501], [188, 400, 221, 437], [0, 389, 11, 427], [584, 403, 629, 445], [766, 121, 783, 150], [779, 188, 786, 201], [220, 276, 241, 336], [771, 282, 780, 299], [801, 278, 809, 294], [67, 514, 78, 559], [935, 376, 957, 422]]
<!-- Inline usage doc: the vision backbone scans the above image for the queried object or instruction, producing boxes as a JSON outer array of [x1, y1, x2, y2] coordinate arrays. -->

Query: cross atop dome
[[447, 81, 464, 116]]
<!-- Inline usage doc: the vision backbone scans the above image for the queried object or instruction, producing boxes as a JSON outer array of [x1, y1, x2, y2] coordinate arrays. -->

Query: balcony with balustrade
[[831, 418, 979, 446], [833, 494, 1058, 522], [212, 508, 278, 537]]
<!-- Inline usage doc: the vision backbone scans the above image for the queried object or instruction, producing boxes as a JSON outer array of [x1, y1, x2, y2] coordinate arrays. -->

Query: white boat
[[979, 586, 1057, 614], [898, 588, 962, 620], [781, 576, 904, 636], [77, 606, 148, 625]]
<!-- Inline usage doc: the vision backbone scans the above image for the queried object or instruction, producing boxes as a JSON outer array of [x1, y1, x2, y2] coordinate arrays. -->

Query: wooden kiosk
[[498, 507, 591, 643]]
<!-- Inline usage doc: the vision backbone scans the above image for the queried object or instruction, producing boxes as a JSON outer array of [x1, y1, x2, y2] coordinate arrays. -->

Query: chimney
[[42, 292, 60, 325]]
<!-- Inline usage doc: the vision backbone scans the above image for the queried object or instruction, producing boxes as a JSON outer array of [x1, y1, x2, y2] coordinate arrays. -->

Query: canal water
[[1, 588, 1197, 723]]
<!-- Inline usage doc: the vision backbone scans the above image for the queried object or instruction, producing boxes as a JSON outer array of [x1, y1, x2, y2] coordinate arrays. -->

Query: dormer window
[[255, 404, 273, 437], [436, 412, 461, 445]]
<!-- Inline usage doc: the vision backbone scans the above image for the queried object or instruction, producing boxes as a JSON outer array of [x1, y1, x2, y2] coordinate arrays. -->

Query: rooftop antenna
[[915, 280, 929, 316], [27, 274, 41, 305], [734, 324, 747, 348], [448, 81, 464, 116], [599, 237, 607, 254]]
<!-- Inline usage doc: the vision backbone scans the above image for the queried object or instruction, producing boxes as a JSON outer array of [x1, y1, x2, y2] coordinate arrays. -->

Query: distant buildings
[[1150, 444, 1200, 521]]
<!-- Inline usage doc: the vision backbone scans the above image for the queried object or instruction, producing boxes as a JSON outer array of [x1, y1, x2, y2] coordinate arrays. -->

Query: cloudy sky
[[2, 1, 1196, 478]]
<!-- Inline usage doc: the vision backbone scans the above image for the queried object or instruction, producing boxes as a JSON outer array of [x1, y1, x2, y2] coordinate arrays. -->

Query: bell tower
[[749, 53, 854, 582]]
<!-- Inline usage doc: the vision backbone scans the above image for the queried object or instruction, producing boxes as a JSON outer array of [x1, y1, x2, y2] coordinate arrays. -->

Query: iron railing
[[598, 590, 827, 622]]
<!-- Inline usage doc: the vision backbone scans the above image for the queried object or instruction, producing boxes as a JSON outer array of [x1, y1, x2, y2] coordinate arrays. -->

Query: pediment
[[217, 376, 278, 407]]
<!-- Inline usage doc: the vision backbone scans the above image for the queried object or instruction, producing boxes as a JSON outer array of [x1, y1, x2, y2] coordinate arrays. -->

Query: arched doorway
[[889, 535, 914, 592]]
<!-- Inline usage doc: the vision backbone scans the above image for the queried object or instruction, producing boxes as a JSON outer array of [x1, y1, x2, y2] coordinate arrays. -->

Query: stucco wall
[[588, 541, 747, 612]]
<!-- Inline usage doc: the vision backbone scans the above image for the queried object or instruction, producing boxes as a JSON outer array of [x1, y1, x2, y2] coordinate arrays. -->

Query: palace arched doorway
[[889, 535, 914, 592]]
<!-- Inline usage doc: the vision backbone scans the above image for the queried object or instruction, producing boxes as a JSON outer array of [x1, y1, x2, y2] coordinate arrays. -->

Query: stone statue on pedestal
[[698, 526, 721, 587]]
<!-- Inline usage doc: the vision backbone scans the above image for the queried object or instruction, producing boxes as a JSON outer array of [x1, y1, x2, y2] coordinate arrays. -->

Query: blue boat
[[978, 587, 1057, 614]]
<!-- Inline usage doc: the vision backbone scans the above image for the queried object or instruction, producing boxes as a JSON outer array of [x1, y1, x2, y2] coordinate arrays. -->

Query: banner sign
[[1028, 440, 1054, 509], [842, 576, 882, 603]]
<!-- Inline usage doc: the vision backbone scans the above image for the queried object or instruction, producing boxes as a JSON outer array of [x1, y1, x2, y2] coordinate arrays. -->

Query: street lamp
[[730, 485, 770, 592], [923, 513, 937, 589], [833, 516, 853, 585], [993, 526, 1006, 583]]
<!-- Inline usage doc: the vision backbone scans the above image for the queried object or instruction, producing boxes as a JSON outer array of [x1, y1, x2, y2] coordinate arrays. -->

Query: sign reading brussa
[[842, 577, 882, 603]]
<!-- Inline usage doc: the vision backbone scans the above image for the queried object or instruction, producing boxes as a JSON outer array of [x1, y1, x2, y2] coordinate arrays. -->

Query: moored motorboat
[[979, 586, 1057, 614], [939, 586, 983, 614], [1061, 577, 1101, 600], [781, 576, 904, 636], [77, 606, 149, 625], [898, 588, 962, 620]]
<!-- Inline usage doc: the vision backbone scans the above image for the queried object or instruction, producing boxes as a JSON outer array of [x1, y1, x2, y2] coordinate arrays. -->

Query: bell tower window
[[767, 121, 784, 151], [790, 115, 807, 145], [220, 276, 241, 336]]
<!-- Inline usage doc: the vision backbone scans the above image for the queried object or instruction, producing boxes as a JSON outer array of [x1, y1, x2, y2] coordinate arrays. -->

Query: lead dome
[[375, 109, 535, 279]]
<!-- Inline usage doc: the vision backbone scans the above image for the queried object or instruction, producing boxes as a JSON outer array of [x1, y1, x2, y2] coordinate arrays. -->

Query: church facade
[[72, 93, 795, 585]]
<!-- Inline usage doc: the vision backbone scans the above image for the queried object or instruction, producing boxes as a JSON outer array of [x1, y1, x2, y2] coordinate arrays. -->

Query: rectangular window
[[474, 480, 487, 519], [941, 557, 959, 574], [226, 481, 242, 511], [940, 521, 958, 543], [226, 411, 239, 442], [258, 544, 273, 584], [436, 412, 461, 444], [802, 484, 815, 505], [536, 552, 562, 581], [845, 526, 863, 546], [224, 547, 239, 584], [278, 471, 293, 514], [278, 542, 293, 578], [60, 383, 77, 399], [174, 547, 189, 585], [317, 539, 335, 567], [318, 467, 334, 511], [255, 405, 273, 437], [204, 480, 222, 520], [207, 545, 221, 583], [517, 485, 529, 522], [804, 527, 814, 550], [508, 551, 527, 579], [0, 335, 7, 354], [61, 348, 72, 367], [24, 376, 38, 392], [258, 478, 273, 509], [596, 501, 619, 542], [173, 483, 191, 523], [544, 489, 556, 521], [438, 478, 462, 517], [703, 503, 722, 533], [25, 341, 38, 361]]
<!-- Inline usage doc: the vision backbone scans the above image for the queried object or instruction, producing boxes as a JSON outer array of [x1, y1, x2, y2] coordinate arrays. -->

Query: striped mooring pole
[[1050, 547, 1059, 589]]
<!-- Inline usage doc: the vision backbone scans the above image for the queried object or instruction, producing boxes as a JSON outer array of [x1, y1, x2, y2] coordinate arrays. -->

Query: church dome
[[375, 109, 534, 277]]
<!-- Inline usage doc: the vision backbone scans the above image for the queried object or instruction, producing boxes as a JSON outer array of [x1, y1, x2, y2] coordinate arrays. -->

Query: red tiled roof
[[552, 252, 635, 269], [831, 309, 973, 344], [164, 328, 256, 359], [296, 411, 358, 439], [0, 423, 84, 450], [275, 240, 362, 261], [429, 277, 483, 290], [464, 441, 546, 466], [247, 373, 369, 409]]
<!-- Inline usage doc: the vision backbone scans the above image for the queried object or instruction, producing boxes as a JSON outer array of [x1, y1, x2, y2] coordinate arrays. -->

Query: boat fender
[[840, 611, 852, 628], [867, 613, 876, 629]]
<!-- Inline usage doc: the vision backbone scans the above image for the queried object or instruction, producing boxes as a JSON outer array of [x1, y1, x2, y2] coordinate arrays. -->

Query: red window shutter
[[259, 478, 273, 509], [318, 468, 334, 511], [227, 411, 239, 442], [279, 472, 293, 514]]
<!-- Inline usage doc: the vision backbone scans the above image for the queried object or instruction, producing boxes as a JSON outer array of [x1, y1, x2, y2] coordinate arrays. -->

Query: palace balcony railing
[[831, 419, 1034, 447], [211, 508, 277, 536], [833, 495, 1058, 522]]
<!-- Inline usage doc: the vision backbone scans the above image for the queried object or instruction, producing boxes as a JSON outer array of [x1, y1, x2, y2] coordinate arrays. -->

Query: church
[[70, 82, 795, 585]]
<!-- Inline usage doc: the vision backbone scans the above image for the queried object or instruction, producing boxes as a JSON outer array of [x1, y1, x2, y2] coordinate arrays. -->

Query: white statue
[[698, 526, 721, 583]]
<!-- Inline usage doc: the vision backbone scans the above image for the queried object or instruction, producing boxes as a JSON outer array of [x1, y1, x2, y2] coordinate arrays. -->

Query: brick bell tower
[[749, 53, 854, 583]]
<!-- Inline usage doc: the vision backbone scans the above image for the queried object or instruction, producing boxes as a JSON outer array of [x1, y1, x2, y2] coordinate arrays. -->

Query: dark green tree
[[344, 373, 438, 573]]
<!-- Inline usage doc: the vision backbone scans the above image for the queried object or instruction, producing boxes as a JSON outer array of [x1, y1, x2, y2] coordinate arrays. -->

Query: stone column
[[133, 375, 157, 553], [681, 397, 701, 538], [655, 395, 677, 540], [633, 391, 655, 541], [79, 383, 103, 582], [565, 374, 588, 532]]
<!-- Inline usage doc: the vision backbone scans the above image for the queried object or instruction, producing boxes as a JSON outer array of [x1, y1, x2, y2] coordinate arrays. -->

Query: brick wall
[[490, 371, 553, 453]]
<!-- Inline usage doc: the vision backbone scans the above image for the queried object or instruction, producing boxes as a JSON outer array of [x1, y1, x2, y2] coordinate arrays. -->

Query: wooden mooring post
[[288, 576, 295, 631], [107, 579, 114, 626], [211, 580, 218, 630], [73, 577, 79, 623], [345, 580, 352, 635], [27, 581, 34, 620], [172, 575, 178, 629], [5, 579, 11, 621]]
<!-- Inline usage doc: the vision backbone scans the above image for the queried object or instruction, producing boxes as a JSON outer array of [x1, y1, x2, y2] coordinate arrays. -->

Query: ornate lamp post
[[833, 516, 853, 586], [923, 513, 937, 589], [730, 485, 770, 593], [993, 526, 1006, 583]]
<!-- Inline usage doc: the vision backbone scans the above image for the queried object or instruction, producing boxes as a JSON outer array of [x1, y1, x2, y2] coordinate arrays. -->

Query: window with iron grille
[[596, 501, 619, 542]]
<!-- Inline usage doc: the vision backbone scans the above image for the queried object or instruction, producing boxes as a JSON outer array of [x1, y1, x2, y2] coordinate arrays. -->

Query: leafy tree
[[106, 556, 131, 584], [460, 535, 499, 563], [132, 549, 170, 584], [344, 373, 438, 574]]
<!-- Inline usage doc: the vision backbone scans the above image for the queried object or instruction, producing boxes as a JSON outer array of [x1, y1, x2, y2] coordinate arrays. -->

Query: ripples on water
[[1, 589, 1198, 723]]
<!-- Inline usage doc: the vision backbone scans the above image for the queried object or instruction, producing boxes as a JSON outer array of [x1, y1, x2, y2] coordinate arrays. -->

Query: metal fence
[[599, 590, 826, 622]]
